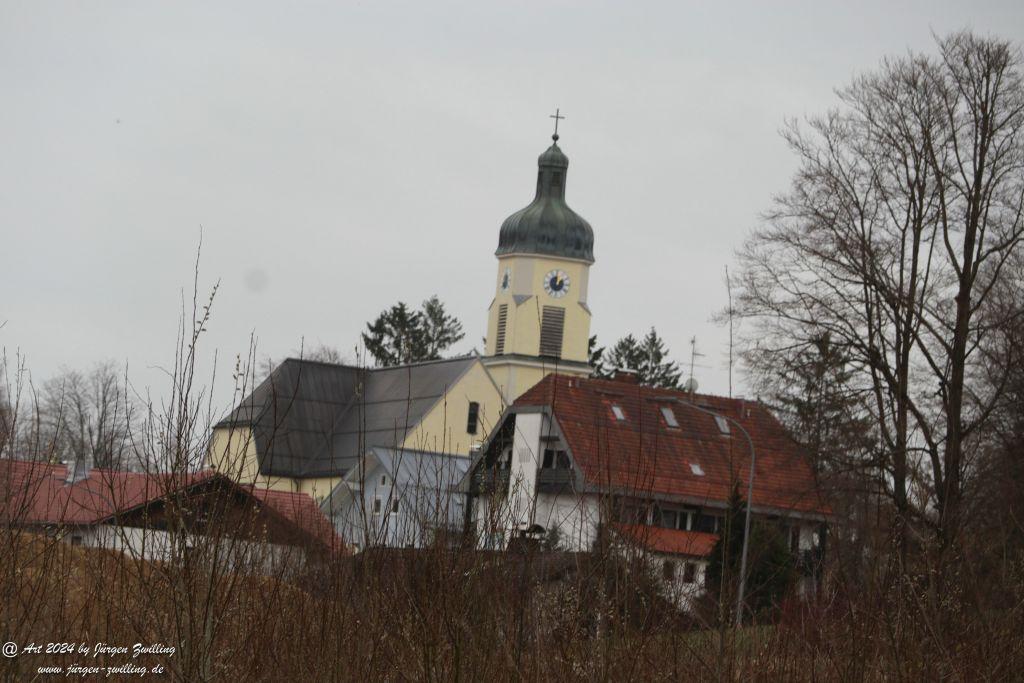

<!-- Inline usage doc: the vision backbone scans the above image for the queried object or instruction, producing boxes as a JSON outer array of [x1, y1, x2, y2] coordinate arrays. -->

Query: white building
[[321, 447, 470, 552], [464, 372, 831, 609], [1, 458, 341, 570]]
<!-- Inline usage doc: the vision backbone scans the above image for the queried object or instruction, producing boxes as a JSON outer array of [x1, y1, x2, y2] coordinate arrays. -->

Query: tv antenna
[[684, 336, 704, 397]]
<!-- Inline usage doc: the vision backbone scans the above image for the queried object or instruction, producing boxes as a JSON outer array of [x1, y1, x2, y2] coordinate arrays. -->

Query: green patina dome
[[496, 135, 595, 264]]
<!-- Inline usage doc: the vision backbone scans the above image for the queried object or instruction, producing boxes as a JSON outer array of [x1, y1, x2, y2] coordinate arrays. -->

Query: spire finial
[[549, 108, 565, 141]]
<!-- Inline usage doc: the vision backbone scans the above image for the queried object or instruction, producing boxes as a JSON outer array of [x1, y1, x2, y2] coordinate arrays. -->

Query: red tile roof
[[614, 523, 718, 557], [515, 375, 830, 517], [246, 485, 341, 551], [0, 458, 341, 551]]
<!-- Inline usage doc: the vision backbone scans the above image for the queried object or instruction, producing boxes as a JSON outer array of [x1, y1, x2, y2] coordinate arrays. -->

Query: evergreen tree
[[759, 334, 874, 475], [419, 295, 465, 360], [601, 328, 682, 388], [588, 335, 606, 376], [705, 486, 797, 618], [362, 297, 465, 367]]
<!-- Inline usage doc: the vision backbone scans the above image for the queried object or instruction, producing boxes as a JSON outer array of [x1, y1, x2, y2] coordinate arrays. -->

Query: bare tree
[[735, 31, 1024, 559], [37, 361, 138, 470]]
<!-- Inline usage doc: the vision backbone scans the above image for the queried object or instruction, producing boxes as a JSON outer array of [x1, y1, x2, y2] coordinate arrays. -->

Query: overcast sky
[[3, 1, 1023, 412]]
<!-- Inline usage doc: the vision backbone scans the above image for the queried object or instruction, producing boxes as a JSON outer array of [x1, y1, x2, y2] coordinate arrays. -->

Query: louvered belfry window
[[495, 304, 508, 354], [539, 306, 565, 357]]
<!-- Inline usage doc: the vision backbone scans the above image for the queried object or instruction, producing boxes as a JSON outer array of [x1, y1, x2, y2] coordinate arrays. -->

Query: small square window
[[660, 406, 679, 427], [714, 415, 731, 435], [611, 404, 626, 421], [70, 535, 83, 547]]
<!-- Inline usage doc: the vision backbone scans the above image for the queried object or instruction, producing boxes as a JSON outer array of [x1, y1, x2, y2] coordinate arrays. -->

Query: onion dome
[[496, 134, 595, 264]]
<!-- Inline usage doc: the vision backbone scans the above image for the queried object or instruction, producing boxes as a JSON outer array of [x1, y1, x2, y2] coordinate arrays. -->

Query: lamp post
[[673, 399, 756, 628]]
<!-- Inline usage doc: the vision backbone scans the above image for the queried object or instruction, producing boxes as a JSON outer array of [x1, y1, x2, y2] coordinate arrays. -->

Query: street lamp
[[672, 398, 756, 628]]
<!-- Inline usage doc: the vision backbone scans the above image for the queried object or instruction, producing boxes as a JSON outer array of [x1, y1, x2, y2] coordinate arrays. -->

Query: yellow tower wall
[[485, 254, 592, 363]]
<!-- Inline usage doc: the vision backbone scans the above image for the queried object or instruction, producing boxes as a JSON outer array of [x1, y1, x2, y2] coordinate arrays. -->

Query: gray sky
[[3, 1, 1023, 411]]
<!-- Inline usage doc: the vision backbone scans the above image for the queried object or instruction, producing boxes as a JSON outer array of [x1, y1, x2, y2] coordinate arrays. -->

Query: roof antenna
[[683, 336, 703, 399], [549, 108, 565, 142]]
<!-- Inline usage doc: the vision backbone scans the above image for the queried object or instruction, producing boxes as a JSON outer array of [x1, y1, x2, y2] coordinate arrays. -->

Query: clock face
[[500, 267, 511, 291], [543, 269, 570, 298]]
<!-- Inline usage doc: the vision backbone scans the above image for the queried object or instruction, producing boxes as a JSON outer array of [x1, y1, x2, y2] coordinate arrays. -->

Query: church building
[[207, 129, 597, 508]]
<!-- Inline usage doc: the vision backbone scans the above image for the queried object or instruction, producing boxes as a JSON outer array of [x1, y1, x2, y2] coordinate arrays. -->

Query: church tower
[[482, 127, 595, 402]]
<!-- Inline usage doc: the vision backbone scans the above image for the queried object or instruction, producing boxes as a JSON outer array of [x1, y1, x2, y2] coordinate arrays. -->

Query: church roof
[[216, 356, 479, 479], [496, 135, 595, 264]]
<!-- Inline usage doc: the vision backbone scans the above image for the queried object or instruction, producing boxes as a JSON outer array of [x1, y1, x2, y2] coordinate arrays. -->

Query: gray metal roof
[[367, 446, 471, 494], [217, 356, 478, 478], [496, 136, 595, 264]]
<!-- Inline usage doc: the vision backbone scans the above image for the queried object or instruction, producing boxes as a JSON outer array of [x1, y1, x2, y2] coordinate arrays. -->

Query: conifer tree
[[599, 327, 682, 388], [362, 297, 465, 367], [705, 486, 797, 618], [419, 295, 465, 360]]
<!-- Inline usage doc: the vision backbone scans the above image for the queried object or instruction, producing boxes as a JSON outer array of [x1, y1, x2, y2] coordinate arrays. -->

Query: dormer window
[[714, 415, 731, 435], [660, 406, 679, 428], [611, 404, 626, 421]]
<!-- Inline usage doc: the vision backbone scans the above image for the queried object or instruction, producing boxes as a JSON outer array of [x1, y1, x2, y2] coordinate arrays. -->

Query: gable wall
[[400, 360, 504, 456]]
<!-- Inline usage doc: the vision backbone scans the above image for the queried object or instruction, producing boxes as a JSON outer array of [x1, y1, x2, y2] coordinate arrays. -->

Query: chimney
[[610, 368, 640, 384], [64, 459, 90, 486]]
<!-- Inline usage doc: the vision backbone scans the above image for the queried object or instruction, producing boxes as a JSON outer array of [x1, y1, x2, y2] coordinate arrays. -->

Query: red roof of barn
[[514, 375, 830, 518], [614, 523, 718, 557], [0, 458, 342, 551]]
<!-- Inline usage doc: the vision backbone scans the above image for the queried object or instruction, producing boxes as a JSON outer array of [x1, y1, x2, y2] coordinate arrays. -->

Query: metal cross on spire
[[549, 108, 565, 141]]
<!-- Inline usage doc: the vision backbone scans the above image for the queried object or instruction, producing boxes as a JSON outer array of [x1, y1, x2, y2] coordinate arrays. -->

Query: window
[[689, 462, 705, 476], [539, 306, 565, 357], [616, 502, 646, 525], [714, 415, 731, 435], [542, 449, 571, 469], [372, 498, 382, 516], [694, 513, 720, 534], [392, 499, 400, 514], [495, 305, 508, 354], [682, 562, 697, 584], [660, 406, 679, 427], [662, 560, 676, 581], [683, 511, 694, 531], [467, 401, 480, 435], [611, 404, 626, 421], [660, 508, 678, 530], [381, 475, 388, 486], [70, 535, 83, 547]]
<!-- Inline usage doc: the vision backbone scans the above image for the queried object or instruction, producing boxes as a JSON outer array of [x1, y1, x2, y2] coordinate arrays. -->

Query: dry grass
[[2, 529, 1022, 682]]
